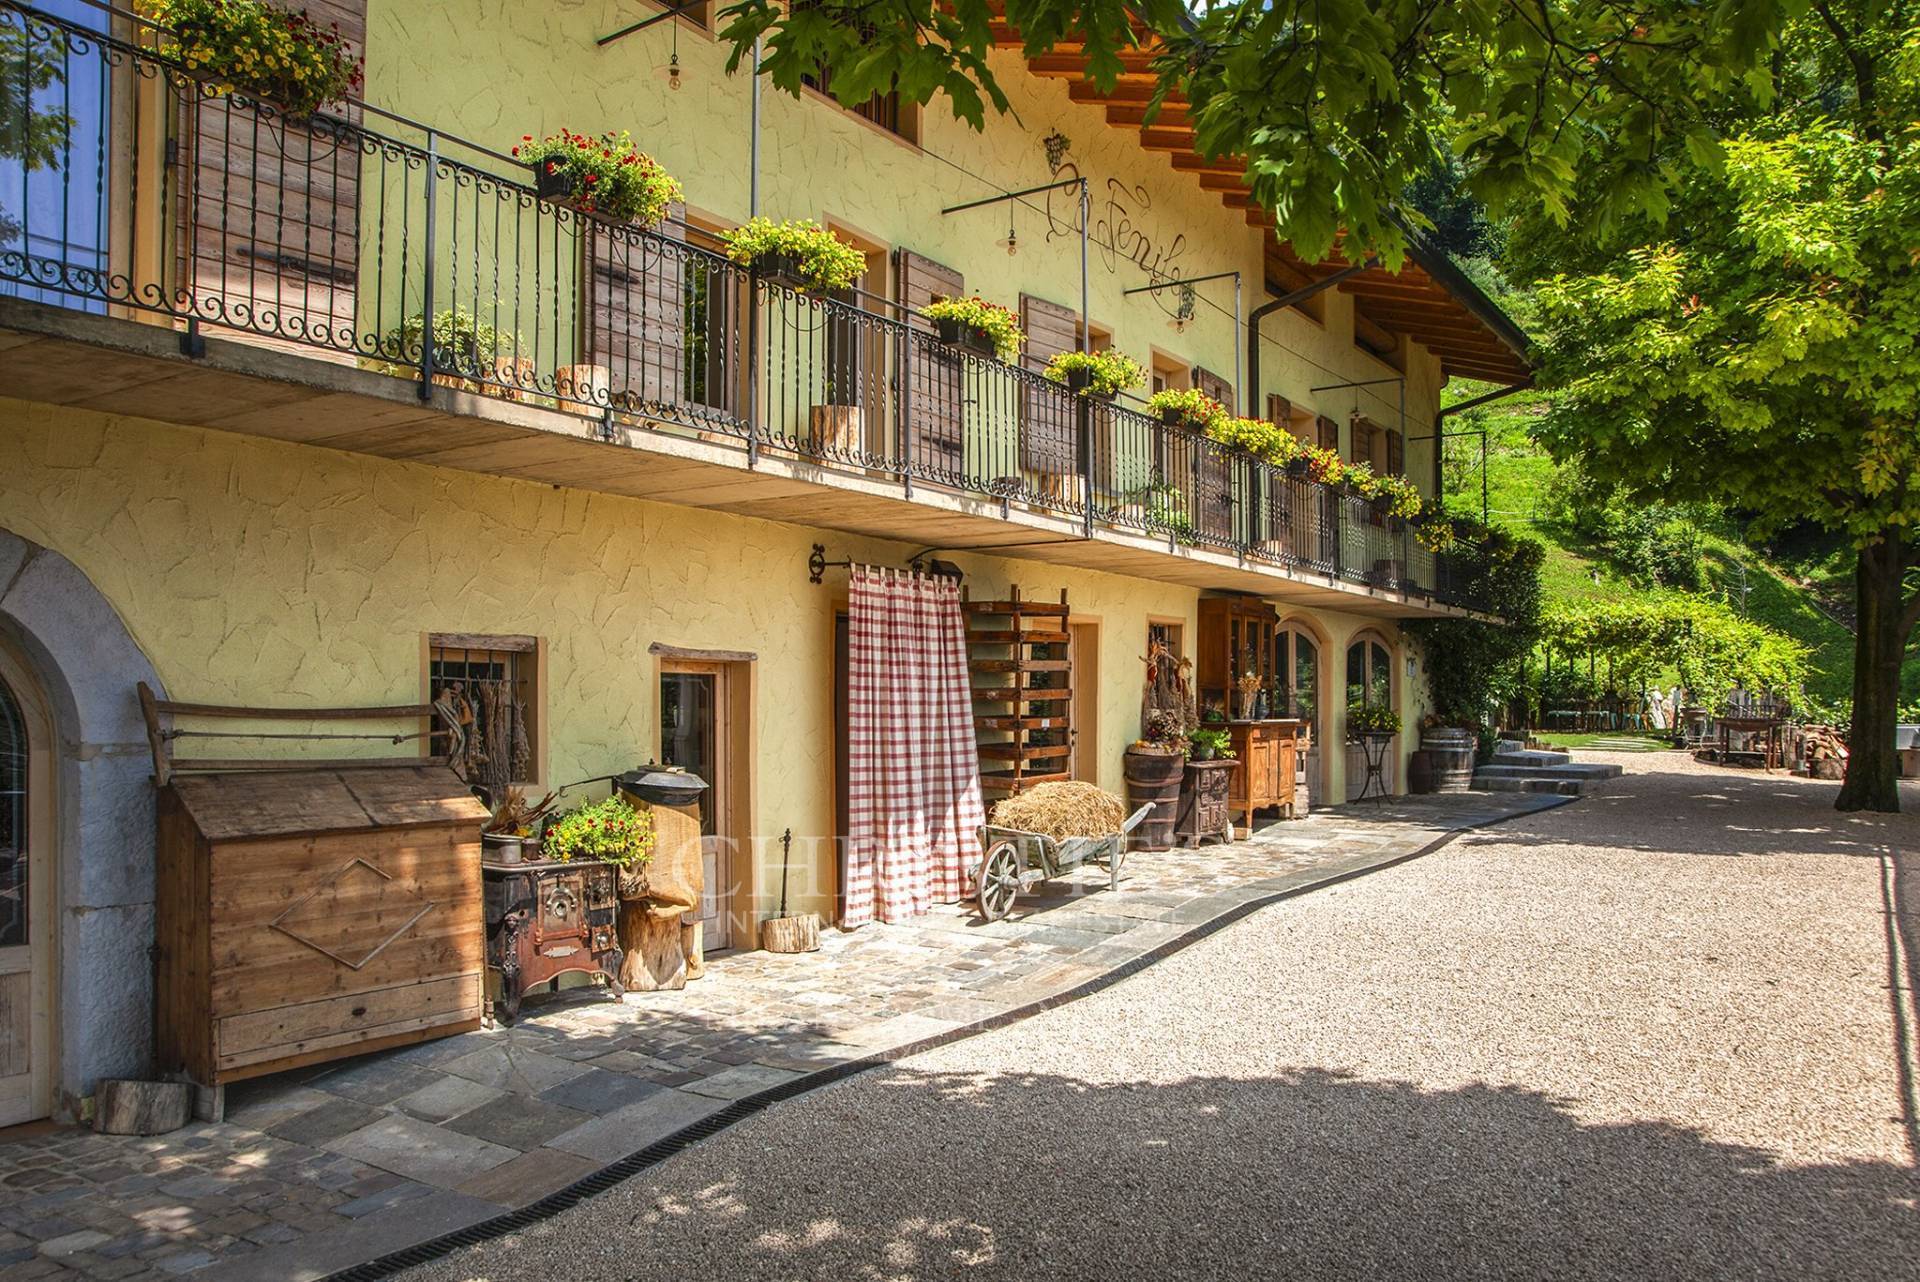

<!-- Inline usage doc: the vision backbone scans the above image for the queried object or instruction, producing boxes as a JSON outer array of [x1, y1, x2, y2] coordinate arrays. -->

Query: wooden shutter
[[1189, 365, 1236, 543], [897, 249, 965, 480], [1317, 415, 1340, 451], [1193, 365, 1233, 413], [1387, 428, 1404, 476], [588, 209, 686, 410], [175, 0, 366, 360], [1019, 294, 1082, 482]]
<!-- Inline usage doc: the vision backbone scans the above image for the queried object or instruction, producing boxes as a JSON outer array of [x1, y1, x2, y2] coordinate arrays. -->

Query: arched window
[[0, 676, 26, 948], [1345, 634, 1393, 720]]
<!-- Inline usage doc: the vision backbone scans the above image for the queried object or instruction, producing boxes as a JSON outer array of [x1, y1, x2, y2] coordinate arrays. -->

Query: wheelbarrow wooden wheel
[[977, 842, 1021, 921]]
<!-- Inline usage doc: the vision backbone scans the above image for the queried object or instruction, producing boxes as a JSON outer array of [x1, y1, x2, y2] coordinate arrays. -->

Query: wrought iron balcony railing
[[0, 2, 1493, 614]]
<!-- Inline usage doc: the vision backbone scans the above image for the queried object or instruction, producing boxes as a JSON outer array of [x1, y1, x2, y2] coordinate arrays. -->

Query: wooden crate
[[155, 766, 488, 1088]]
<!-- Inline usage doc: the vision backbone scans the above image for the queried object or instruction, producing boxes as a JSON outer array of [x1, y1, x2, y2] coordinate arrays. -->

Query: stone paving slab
[[0, 791, 1567, 1280]]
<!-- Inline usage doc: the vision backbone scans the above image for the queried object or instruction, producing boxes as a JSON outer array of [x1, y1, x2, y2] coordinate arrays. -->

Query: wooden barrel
[[1123, 748, 1185, 850], [1406, 748, 1436, 795], [1422, 727, 1476, 793]]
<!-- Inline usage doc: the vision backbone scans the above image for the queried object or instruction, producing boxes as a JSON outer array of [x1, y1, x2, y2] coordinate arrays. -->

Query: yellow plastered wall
[[361, 1, 1442, 465], [0, 398, 1418, 927], [0, 399, 1426, 923]]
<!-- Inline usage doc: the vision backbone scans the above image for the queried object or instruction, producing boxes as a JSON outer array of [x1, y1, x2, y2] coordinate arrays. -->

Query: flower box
[[1064, 365, 1115, 401], [934, 316, 996, 359], [753, 250, 812, 292]]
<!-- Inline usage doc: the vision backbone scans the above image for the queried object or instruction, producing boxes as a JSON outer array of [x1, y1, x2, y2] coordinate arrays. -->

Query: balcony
[[0, 3, 1495, 618]]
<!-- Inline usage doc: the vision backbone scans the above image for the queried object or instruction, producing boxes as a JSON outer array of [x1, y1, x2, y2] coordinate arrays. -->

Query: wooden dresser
[[1224, 719, 1302, 831]]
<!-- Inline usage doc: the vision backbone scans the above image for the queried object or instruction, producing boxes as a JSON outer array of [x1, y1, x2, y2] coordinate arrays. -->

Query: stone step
[[1492, 749, 1572, 768], [1476, 762, 1624, 781], [1472, 774, 1586, 796]]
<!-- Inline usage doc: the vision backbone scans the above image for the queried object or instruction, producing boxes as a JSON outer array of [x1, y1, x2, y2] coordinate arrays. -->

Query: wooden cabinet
[[1225, 720, 1301, 829], [1198, 596, 1279, 717], [1176, 760, 1236, 847], [155, 767, 488, 1091]]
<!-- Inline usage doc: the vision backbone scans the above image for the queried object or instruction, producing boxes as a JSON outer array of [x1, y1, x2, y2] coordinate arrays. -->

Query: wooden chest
[[483, 859, 624, 1022], [154, 767, 488, 1088], [1226, 720, 1302, 828], [1176, 759, 1237, 847]]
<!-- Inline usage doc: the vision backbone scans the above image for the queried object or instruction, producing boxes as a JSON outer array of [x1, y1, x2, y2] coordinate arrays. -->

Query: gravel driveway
[[408, 755, 1920, 1281]]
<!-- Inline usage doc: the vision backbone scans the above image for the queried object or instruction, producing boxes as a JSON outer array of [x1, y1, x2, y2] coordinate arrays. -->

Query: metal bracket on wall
[[808, 544, 848, 585]]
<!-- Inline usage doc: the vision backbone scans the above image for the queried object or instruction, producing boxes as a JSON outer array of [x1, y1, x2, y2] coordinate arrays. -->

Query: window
[[427, 634, 542, 792], [0, 674, 26, 949], [802, 61, 920, 143], [1350, 417, 1403, 475], [1151, 352, 1190, 395], [1148, 619, 1184, 663], [1345, 636, 1393, 723]]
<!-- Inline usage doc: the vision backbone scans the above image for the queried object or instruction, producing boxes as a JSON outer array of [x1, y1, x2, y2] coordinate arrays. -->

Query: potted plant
[[153, 0, 363, 117], [381, 308, 516, 389], [541, 793, 657, 873], [1188, 727, 1233, 761], [720, 217, 867, 292], [1415, 513, 1459, 553], [1140, 482, 1197, 544], [1343, 461, 1384, 508], [921, 296, 1023, 363], [1043, 349, 1147, 400], [1144, 386, 1227, 432], [1299, 444, 1344, 485], [515, 129, 683, 228], [482, 785, 557, 864], [1374, 473, 1423, 521], [1349, 702, 1402, 738]]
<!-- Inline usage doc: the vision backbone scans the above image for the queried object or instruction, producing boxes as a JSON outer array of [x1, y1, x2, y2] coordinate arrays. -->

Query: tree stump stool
[[617, 799, 703, 991]]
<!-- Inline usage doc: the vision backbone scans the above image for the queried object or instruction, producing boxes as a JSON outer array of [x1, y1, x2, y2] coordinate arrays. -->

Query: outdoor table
[[1717, 715, 1786, 771], [1354, 732, 1395, 802]]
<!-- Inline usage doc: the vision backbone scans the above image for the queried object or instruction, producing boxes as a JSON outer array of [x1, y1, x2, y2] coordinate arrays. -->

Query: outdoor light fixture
[[999, 210, 1019, 257], [656, 21, 685, 89]]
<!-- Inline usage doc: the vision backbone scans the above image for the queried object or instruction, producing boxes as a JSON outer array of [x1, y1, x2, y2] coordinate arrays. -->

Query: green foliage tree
[[1540, 596, 1810, 714], [1405, 523, 1546, 727], [1528, 5, 1920, 810], [715, 0, 1797, 265]]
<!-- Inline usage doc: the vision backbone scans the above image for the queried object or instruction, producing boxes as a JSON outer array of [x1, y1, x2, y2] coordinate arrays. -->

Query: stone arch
[[1341, 627, 1401, 800], [0, 528, 164, 1119]]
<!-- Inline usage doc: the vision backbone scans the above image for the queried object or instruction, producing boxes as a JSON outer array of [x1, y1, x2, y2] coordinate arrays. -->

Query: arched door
[[1344, 634, 1396, 800], [0, 645, 53, 1125], [1275, 623, 1323, 806]]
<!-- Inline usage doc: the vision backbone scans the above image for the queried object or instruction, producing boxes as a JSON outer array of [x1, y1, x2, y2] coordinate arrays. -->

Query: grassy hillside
[[1442, 390, 1914, 711]]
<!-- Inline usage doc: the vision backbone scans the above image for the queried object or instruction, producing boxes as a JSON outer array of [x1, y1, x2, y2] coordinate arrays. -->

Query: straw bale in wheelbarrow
[[988, 782, 1126, 842]]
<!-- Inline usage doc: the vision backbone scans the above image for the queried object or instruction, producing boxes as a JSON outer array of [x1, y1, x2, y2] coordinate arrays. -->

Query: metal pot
[[614, 764, 709, 807]]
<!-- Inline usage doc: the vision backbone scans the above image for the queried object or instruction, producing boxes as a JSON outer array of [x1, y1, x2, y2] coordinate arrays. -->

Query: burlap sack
[[620, 796, 702, 917]]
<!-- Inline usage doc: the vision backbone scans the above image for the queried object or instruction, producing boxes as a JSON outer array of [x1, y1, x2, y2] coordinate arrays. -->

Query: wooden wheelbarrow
[[972, 804, 1154, 921]]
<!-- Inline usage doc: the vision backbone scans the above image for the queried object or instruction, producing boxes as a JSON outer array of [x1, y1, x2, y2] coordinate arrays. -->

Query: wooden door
[[1190, 365, 1236, 543], [1019, 294, 1081, 491], [588, 212, 687, 411], [660, 662, 732, 951], [1069, 621, 1100, 785], [896, 249, 965, 480], [173, 0, 366, 359], [0, 644, 52, 1126]]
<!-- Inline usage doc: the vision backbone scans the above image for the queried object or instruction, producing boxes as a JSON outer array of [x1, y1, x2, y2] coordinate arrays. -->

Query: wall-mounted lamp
[[999, 209, 1019, 257]]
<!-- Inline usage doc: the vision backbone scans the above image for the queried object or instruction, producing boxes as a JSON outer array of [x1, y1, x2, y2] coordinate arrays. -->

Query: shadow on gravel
[[604, 1064, 1920, 1282]]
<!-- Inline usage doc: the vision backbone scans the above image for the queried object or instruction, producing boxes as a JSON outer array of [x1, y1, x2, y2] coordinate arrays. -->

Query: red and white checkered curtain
[[842, 566, 985, 927]]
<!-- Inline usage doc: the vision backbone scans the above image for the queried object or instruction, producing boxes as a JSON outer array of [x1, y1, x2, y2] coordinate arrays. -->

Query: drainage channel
[[325, 795, 1577, 1281]]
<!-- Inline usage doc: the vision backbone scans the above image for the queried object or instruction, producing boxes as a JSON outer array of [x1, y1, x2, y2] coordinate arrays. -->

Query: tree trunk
[[1836, 536, 1910, 812]]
